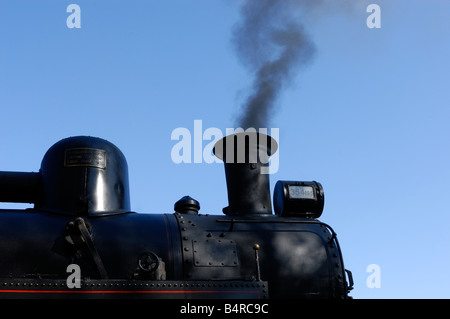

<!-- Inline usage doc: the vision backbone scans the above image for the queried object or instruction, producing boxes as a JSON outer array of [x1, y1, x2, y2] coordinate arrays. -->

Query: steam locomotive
[[0, 133, 353, 299]]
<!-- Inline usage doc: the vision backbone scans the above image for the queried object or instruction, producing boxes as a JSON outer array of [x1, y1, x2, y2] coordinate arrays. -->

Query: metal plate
[[64, 148, 106, 169], [193, 239, 238, 267]]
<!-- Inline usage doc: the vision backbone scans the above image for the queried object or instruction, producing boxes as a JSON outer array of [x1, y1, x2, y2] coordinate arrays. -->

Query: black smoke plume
[[232, 0, 316, 129]]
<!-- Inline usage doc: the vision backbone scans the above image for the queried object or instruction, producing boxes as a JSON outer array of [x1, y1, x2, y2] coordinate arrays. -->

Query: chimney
[[214, 132, 278, 216]]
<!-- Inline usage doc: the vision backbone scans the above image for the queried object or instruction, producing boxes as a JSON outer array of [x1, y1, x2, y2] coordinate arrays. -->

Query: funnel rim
[[213, 132, 278, 161]]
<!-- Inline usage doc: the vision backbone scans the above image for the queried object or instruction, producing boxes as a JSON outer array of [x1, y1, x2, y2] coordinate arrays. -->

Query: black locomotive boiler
[[0, 133, 353, 299]]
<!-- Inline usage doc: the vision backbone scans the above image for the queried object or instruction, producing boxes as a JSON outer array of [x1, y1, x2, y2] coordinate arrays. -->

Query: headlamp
[[273, 180, 324, 218]]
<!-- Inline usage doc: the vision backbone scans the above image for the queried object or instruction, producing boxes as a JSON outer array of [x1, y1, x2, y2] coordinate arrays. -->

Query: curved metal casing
[[36, 136, 131, 216]]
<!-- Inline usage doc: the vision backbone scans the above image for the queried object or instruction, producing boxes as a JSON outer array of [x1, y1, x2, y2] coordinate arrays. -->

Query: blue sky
[[0, 1, 449, 298]]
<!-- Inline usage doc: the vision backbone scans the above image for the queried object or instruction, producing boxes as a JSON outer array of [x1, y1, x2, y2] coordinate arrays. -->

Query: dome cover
[[36, 136, 131, 216]]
